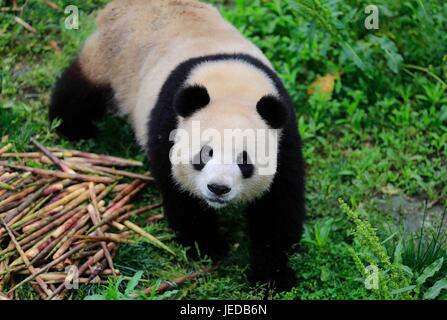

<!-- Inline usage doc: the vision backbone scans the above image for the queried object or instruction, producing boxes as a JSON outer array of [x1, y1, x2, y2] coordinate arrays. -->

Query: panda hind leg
[[49, 58, 113, 141]]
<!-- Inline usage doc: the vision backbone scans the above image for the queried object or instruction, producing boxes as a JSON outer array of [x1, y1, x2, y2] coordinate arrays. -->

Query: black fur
[[237, 151, 254, 179], [49, 58, 114, 141], [147, 54, 305, 293], [192, 145, 213, 171], [50, 52, 305, 293], [256, 95, 290, 129], [173, 85, 210, 118]]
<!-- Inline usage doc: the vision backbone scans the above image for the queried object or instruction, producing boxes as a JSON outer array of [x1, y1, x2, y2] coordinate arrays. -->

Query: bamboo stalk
[[131, 263, 220, 298], [0, 162, 114, 183], [123, 220, 175, 256], [33, 277, 107, 285], [3, 184, 49, 223], [112, 184, 130, 193], [32, 187, 86, 218], [0, 181, 15, 191], [117, 203, 162, 223], [14, 16, 38, 33], [0, 152, 63, 158], [63, 157, 139, 168], [59, 184, 105, 215], [66, 161, 153, 181], [1, 218, 53, 297], [0, 242, 14, 292], [0, 142, 159, 300], [111, 221, 126, 231], [87, 206, 116, 273], [0, 183, 42, 209], [17, 271, 117, 279], [49, 148, 143, 167], [87, 182, 145, 233], [88, 183, 100, 221], [74, 234, 135, 244], [0, 292, 10, 300], [0, 143, 12, 156], [110, 179, 142, 204], [42, 180, 71, 195], [51, 224, 89, 260], [63, 162, 116, 178], [46, 243, 116, 299], [0, 200, 21, 214], [19, 208, 77, 247], [31, 138, 76, 174], [88, 205, 133, 233], [20, 205, 64, 234], [7, 243, 86, 294], [145, 213, 164, 225]]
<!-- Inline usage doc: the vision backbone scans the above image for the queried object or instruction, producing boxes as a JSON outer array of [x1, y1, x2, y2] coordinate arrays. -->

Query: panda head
[[169, 60, 290, 209]]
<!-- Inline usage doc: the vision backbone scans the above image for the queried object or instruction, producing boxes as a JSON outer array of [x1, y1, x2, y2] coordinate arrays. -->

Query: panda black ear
[[256, 95, 290, 129], [173, 85, 210, 118]]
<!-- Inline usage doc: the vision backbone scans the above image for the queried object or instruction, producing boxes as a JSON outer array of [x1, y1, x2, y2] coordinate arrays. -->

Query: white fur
[[80, 0, 282, 208], [170, 61, 281, 207]]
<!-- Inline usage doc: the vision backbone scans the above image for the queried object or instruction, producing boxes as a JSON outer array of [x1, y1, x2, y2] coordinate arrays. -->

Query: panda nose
[[207, 183, 231, 196]]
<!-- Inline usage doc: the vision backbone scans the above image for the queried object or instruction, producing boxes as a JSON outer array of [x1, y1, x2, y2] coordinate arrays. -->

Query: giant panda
[[49, 0, 305, 292]]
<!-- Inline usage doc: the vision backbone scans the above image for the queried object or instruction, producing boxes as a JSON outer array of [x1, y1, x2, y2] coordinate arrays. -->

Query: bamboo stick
[[131, 263, 220, 298], [66, 161, 153, 181], [116, 203, 162, 223], [0, 143, 12, 156], [1, 218, 53, 297], [87, 205, 116, 274], [0, 142, 162, 300], [123, 220, 175, 256], [46, 243, 116, 299], [145, 213, 164, 225], [30, 138, 75, 174], [7, 243, 86, 294], [3, 184, 49, 223], [49, 148, 143, 167], [0, 162, 114, 183], [74, 234, 135, 244], [0, 181, 15, 191]]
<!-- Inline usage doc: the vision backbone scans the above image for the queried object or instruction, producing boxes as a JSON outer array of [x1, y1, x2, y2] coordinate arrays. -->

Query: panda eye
[[237, 151, 254, 179], [192, 145, 213, 171]]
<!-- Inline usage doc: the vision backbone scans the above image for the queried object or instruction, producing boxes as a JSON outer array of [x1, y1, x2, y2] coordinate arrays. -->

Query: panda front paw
[[55, 121, 98, 141], [250, 265, 296, 294], [202, 238, 229, 261], [176, 233, 229, 262]]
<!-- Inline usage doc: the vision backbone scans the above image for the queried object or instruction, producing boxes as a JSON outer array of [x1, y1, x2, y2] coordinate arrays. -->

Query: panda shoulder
[[95, 0, 130, 28]]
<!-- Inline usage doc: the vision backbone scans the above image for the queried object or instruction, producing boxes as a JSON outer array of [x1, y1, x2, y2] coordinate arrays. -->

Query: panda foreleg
[[49, 58, 113, 141], [246, 159, 305, 292], [162, 188, 229, 260]]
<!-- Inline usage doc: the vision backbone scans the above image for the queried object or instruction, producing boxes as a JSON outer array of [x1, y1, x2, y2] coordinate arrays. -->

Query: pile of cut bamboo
[[0, 138, 170, 299]]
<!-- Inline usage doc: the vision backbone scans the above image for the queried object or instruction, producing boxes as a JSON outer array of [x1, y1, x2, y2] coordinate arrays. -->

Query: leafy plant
[[341, 199, 447, 300], [84, 271, 178, 300]]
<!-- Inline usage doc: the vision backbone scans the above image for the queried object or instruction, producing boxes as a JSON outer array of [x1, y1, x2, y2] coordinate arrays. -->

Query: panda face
[[172, 139, 276, 209], [169, 60, 288, 208], [170, 100, 280, 209], [191, 145, 255, 208]]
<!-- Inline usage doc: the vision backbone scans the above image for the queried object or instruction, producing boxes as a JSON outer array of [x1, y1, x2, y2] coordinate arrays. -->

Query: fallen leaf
[[49, 40, 61, 54], [381, 184, 401, 195], [307, 73, 339, 96]]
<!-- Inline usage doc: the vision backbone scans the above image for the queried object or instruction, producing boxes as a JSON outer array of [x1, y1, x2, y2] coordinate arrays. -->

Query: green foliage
[[340, 199, 447, 300], [84, 271, 178, 300], [340, 199, 412, 299], [1, 0, 446, 300]]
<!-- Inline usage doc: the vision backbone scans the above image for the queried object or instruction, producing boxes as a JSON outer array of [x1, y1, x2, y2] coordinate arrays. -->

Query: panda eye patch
[[237, 151, 254, 179], [192, 145, 213, 171]]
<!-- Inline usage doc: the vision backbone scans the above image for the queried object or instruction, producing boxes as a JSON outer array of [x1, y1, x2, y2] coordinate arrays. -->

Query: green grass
[[1, 0, 446, 300]]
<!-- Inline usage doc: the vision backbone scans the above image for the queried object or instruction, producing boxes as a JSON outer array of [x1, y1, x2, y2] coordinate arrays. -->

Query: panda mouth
[[206, 197, 227, 204]]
